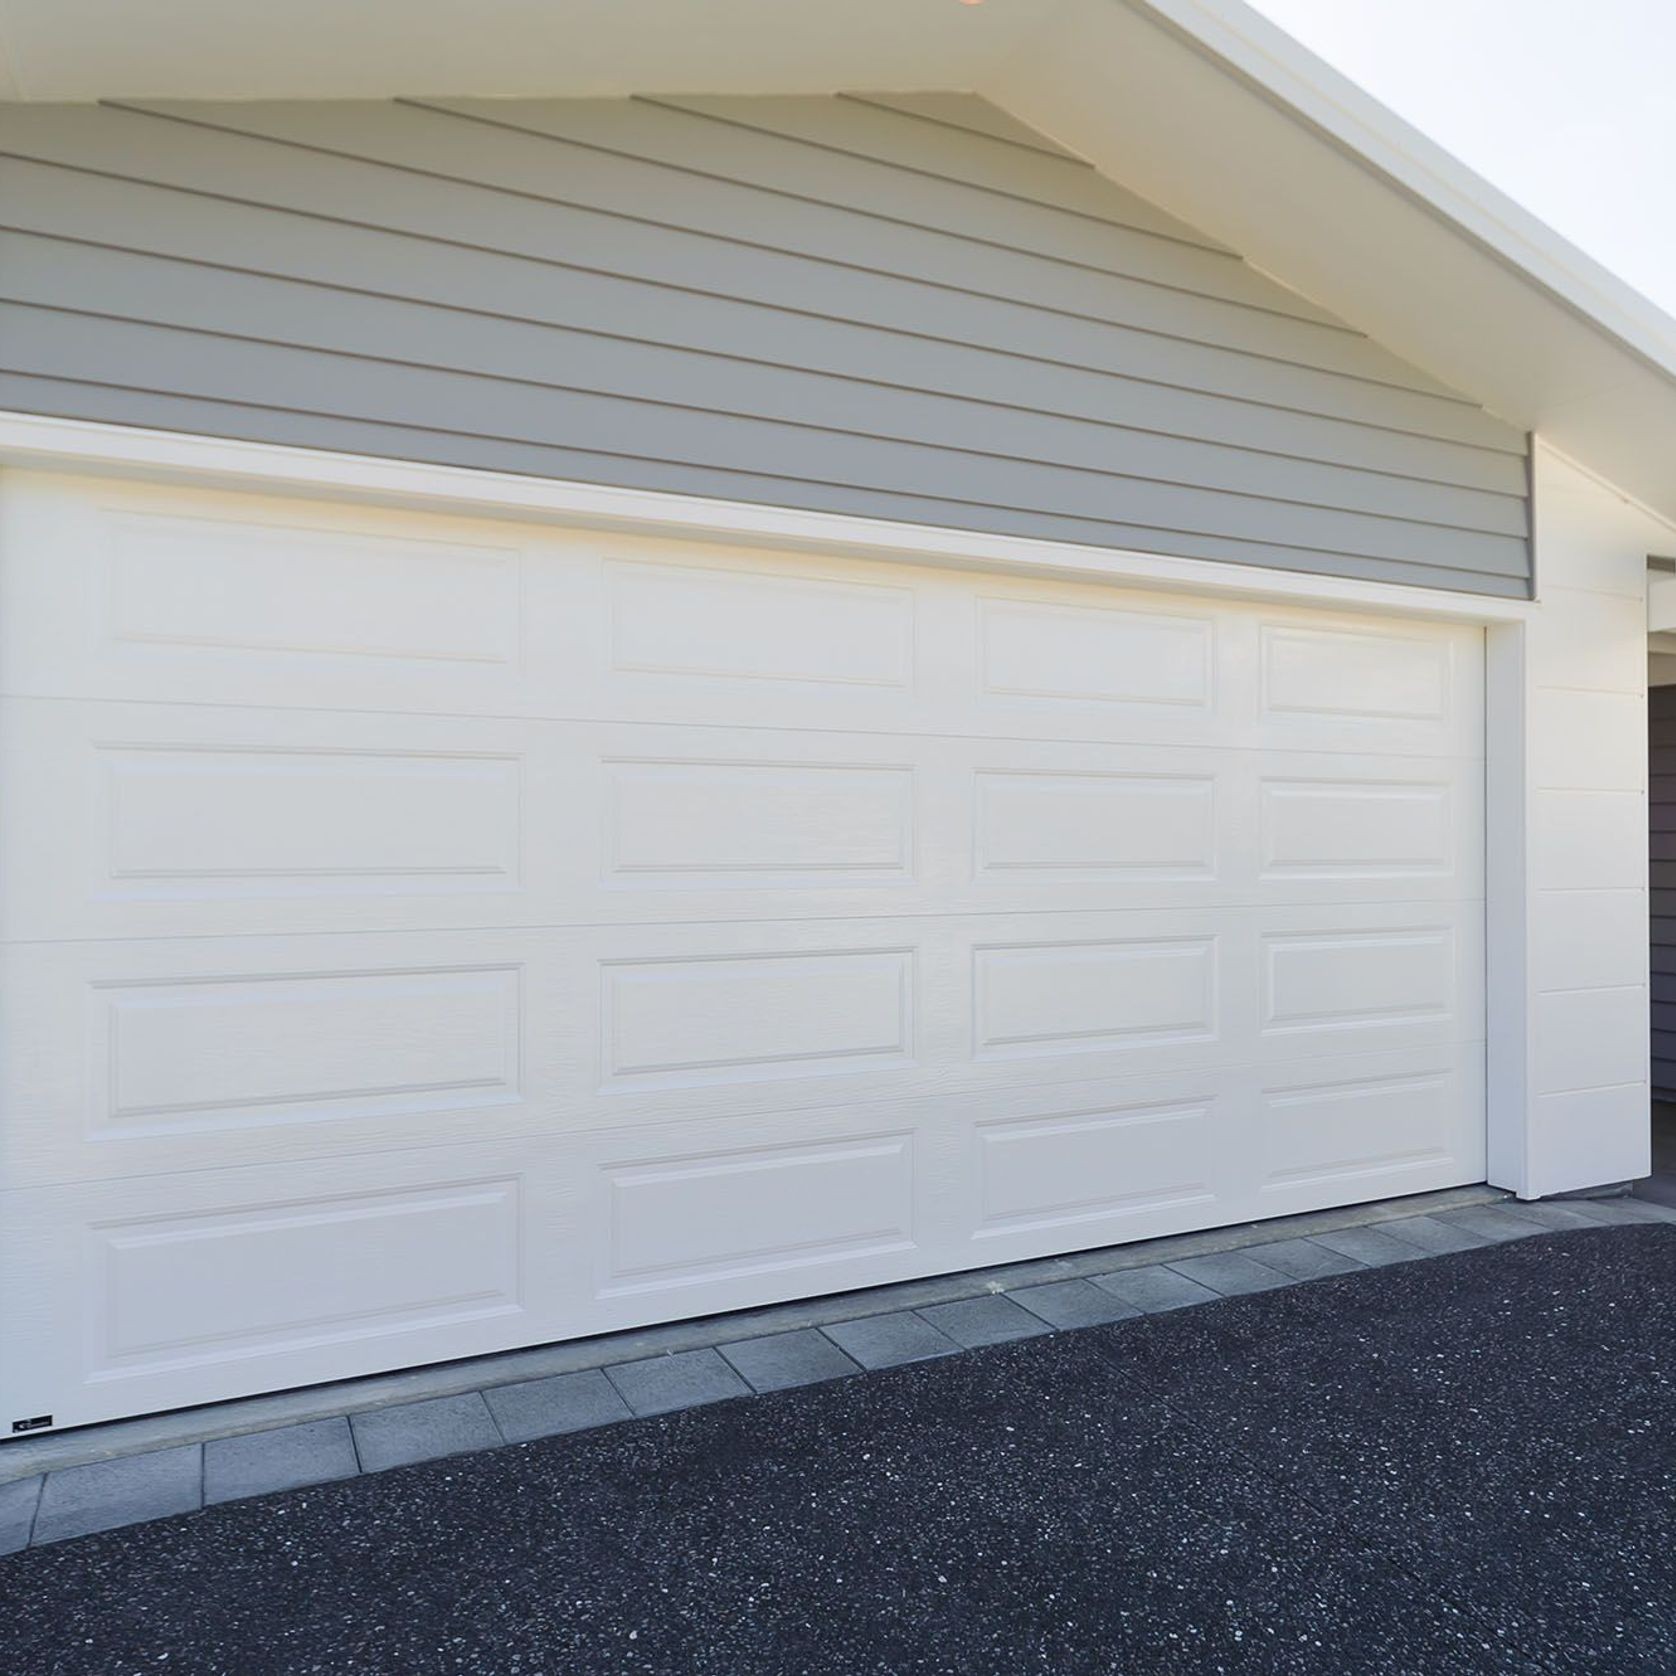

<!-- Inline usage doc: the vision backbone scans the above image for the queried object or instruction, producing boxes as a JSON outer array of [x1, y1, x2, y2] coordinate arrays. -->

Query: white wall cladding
[[1492, 448, 1663, 1196], [0, 92, 1529, 596], [0, 469, 1488, 1429]]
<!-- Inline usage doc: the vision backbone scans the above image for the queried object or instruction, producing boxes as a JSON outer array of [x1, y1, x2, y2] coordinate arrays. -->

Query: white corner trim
[[1649, 574, 1676, 635], [1482, 618, 1530, 1198], [0, 411, 1533, 624]]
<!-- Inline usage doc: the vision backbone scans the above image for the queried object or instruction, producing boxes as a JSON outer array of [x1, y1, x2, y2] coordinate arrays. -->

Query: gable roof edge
[[1116, 0, 1676, 384], [983, 0, 1676, 526]]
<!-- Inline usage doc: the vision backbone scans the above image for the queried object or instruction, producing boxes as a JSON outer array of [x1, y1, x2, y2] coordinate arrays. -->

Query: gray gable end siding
[[0, 93, 1531, 596]]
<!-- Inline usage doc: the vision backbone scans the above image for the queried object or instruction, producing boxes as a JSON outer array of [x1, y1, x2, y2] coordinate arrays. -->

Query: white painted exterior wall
[[1496, 446, 1664, 1196]]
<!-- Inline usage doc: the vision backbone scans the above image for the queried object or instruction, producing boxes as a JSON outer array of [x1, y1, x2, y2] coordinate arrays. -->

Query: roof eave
[[986, 0, 1676, 532]]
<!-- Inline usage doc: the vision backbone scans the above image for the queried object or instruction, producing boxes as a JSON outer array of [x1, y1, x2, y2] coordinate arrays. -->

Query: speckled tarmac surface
[[3, 1226, 1672, 1675]]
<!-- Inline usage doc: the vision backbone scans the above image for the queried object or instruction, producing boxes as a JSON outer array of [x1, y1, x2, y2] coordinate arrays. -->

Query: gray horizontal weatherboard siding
[[0, 93, 1531, 595]]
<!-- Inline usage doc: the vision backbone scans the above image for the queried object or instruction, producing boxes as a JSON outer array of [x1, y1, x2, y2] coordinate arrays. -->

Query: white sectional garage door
[[0, 472, 1486, 1431]]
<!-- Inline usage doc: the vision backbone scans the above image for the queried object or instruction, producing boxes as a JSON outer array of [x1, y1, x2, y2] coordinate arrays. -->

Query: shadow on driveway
[[3, 1227, 1673, 1675]]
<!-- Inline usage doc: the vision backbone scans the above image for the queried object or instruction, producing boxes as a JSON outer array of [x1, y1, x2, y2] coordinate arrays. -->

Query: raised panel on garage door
[[0, 474, 1486, 1432]]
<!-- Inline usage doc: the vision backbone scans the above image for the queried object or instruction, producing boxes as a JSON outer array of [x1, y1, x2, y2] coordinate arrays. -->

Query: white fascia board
[[1120, 0, 1676, 378], [0, 410, 1530, 626]]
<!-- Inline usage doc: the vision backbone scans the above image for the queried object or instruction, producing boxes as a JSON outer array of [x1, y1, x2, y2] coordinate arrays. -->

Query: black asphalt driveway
[[3, 1226, 1673, 1675]]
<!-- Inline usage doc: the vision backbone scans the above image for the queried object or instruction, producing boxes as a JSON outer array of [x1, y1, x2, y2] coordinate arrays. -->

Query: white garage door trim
[[0, 413, 1538, 1436]]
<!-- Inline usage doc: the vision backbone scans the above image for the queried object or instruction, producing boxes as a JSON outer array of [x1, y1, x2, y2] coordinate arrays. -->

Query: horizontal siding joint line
[[1532, 1080, 1649, 1098], [624, 93, 1238, 264], [1535, 983, 1649, 1001], [833, 93, 1096, 169]]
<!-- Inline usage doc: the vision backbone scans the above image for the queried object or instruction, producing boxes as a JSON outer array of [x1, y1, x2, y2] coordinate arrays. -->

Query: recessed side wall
[[1497, 445, 1661, 1197], [1650, 687, 1676, 1099]]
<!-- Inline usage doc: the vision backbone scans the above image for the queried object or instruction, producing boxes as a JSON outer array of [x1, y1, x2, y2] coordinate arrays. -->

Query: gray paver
[[484, 1368, 633, 1442], [1608, 1198, 1676, 1224], [1090, 1263, 1222, 1313], [1312, 1225, 1429, 1268], [1009, 1278, 1143, 1329], [33, 1445, 202, 1546], [1541, 1197, 1630, 1225], [1512, 1200, 1609, 1232], [204, 1418, 359, 1505], [605, 1348, 750, 1417], [1167, 1252, 1293, 1297], [822, 1310, 960, 1370], [0, 1475, 41, 1554], [1434, 1204, 1549, 1243], [719, 1329, 861, 1394], [1247, 1237, 1365, 1281], [1380, 1213, 1491, 1255], [349, 1393, 501, 1474], [917, 1294, 1051, 1349]]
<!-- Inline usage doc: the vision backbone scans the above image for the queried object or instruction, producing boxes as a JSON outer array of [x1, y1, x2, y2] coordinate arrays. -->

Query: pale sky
[[1248, 0, 1676, 321]]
